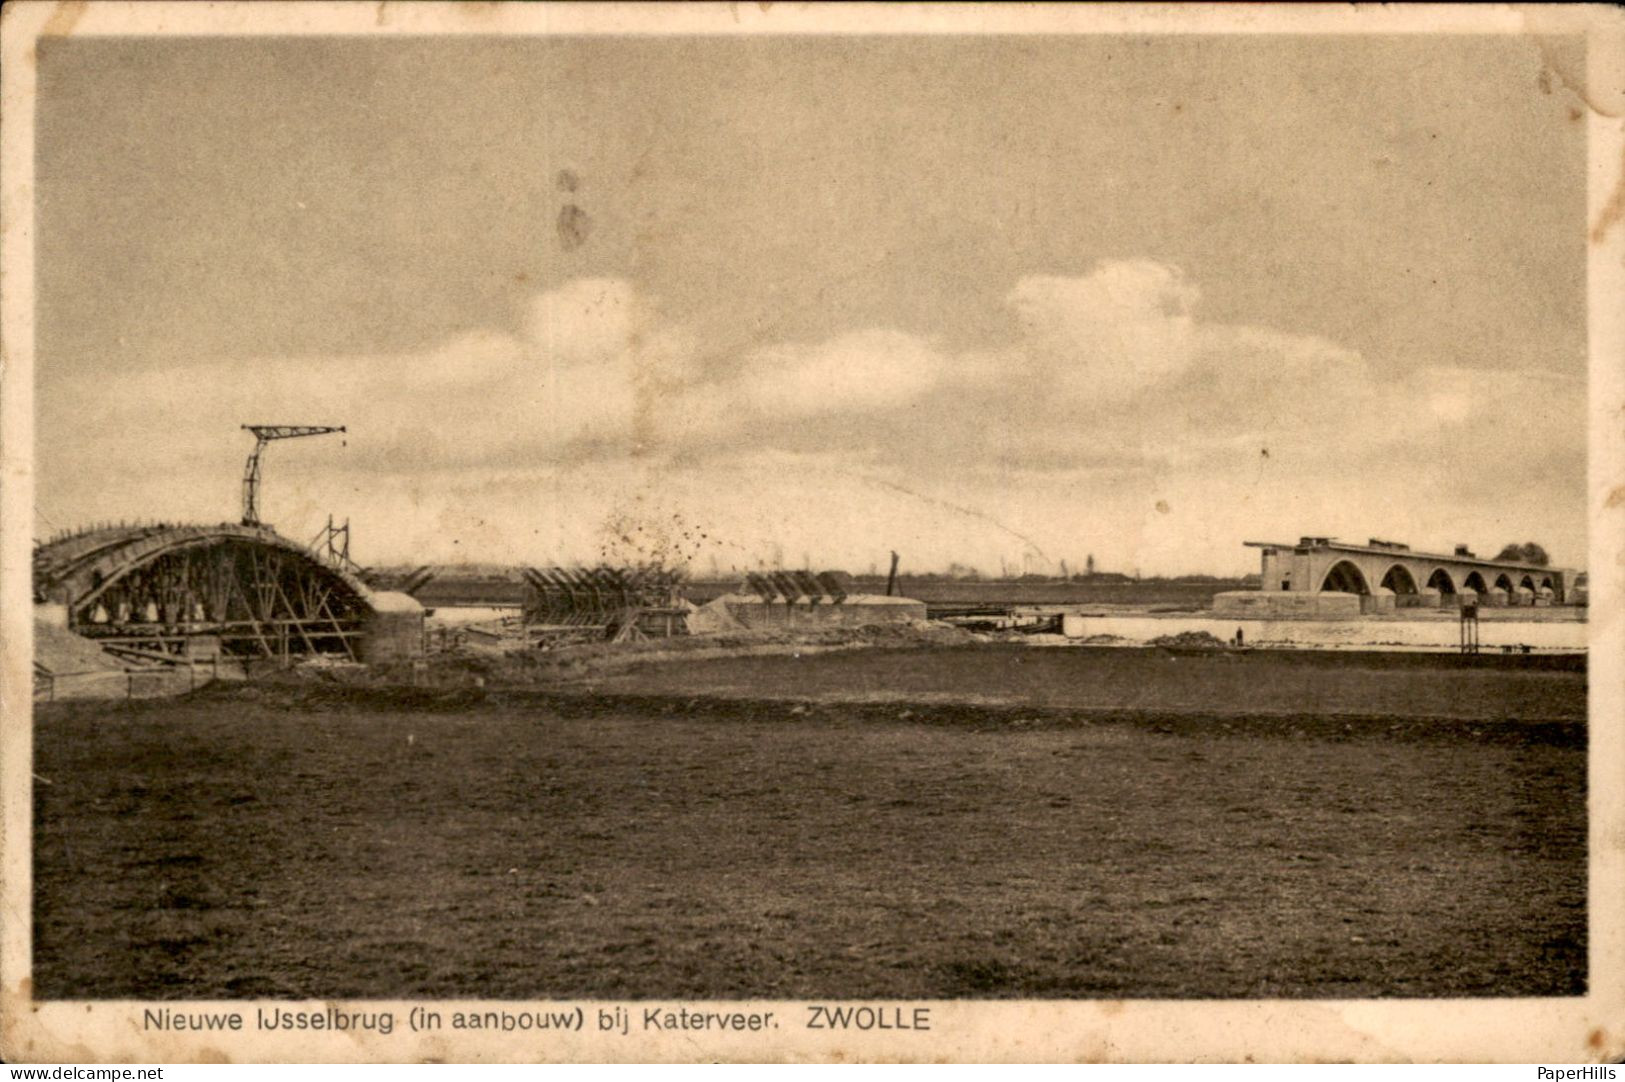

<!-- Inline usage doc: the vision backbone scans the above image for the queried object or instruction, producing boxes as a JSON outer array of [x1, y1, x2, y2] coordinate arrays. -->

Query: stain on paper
[[557, 204, 593, 251]]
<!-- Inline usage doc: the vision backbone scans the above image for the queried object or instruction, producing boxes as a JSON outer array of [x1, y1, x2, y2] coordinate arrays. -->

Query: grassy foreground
[[574, 644, 1587, 721], [34, 648, 1585, 999]]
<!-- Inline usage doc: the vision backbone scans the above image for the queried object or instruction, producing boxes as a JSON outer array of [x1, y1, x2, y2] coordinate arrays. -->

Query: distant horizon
[[357, 560, 1262, 583], [37, 512, 1582, 581]]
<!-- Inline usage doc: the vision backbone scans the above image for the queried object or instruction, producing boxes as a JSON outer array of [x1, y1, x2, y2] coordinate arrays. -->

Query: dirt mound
[[240, 619, 983, 693], [1147, 630, 1230, 649], [393, 619, 981, 688], [684, 597, 744, 635], [34, 622, 123, 675]]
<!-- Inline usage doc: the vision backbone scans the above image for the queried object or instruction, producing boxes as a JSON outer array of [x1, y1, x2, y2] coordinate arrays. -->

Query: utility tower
[[240, 424, 346, 526]]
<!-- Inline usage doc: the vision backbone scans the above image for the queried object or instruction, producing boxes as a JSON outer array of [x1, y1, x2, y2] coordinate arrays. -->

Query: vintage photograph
[[4, 1, 1621, 1064]]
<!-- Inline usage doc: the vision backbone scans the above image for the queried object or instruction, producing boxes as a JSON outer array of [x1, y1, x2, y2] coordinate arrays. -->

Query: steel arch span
[[33, 523, 378, 661]]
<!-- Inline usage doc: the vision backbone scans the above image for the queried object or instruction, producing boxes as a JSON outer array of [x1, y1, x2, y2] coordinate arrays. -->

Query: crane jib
[[239, 424, 347, 526]]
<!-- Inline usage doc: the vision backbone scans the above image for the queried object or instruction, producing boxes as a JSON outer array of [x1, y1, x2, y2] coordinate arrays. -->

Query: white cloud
[[735, 329, 945, 416], [520, 277, 640, 370], [38, 262, 1586, 573], [1007, 260, 1200, 401]]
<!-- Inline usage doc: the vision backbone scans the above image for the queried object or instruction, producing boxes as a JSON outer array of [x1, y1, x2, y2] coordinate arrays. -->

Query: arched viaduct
[[1231, 536, 1573, 615], [33, 522, 422, 662]]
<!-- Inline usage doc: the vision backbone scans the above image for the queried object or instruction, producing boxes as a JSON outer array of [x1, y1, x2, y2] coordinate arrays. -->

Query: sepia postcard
[[2, 0, 1623, 1064]]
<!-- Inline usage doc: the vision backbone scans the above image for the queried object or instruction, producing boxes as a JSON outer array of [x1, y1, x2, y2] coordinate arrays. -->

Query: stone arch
[[1494, 573, 1516, 593], [1320, 559, 1369, 594], [1462, 570, 1489, 594], [1520, 575, 1538, 593], [1380, 564, 1419, 594], [1426, 568, 1457, 596]]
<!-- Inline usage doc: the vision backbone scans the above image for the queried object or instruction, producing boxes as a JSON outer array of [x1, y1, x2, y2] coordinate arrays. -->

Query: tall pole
[[241, 437, 268, 526]]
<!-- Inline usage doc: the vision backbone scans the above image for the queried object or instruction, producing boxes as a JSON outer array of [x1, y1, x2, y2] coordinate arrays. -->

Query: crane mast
[[240, 424, 346, 526]]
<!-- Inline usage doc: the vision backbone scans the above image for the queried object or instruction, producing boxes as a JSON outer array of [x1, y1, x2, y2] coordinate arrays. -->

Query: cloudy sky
[[35, 32, 1587, 575]]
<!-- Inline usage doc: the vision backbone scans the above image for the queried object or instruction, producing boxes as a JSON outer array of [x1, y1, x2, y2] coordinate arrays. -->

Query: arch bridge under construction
[[33, 522, 423, 666]]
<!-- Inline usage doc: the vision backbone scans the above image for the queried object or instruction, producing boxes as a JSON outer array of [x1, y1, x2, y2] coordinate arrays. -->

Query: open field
[[576, 644, 1587, 727], [33, 646, 1585, 1000]]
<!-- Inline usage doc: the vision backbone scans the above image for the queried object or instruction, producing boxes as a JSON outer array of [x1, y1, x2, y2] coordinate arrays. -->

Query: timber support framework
[[34, 522, 377, 662]]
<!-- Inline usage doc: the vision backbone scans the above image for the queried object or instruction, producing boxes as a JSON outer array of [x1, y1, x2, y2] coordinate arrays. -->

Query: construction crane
[[240, 424, 346, 526]]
